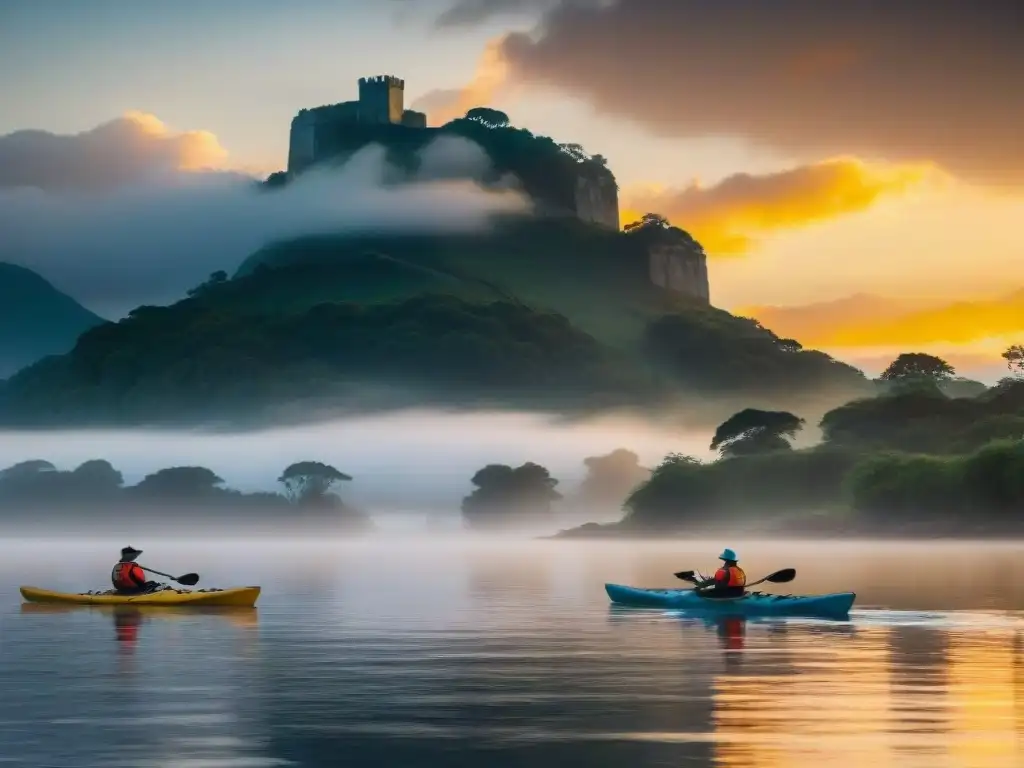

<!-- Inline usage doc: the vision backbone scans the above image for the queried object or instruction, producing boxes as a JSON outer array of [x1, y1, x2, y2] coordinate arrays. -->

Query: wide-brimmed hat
[[121, 546, 143, 558]]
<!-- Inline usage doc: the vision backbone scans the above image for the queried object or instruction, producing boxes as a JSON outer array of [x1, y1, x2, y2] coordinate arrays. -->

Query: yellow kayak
[[20, 585, 261, 607]]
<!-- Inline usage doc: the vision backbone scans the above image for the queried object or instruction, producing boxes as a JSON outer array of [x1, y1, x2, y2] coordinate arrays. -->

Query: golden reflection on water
[[947, 631, 1021, 767], [711, 622, 1024, 768]]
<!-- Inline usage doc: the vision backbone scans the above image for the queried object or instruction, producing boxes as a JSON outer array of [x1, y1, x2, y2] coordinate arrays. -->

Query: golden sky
[[2, 0, 1021, 381]]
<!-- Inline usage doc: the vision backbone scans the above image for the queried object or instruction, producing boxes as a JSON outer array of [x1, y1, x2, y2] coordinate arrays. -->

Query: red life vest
[[112, 561, 146, 590], [715, 565, 747, 588]]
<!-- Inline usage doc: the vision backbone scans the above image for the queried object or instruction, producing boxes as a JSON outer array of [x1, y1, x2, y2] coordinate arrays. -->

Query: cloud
[[0, 118, 529, 318], [0, 112, 228, 191], [744, 291, 1024, 349], [433, 0, 557, 27], [411, 39, 514, 125], [622, 158, 940, 255], [443, 0, 1024, 187]]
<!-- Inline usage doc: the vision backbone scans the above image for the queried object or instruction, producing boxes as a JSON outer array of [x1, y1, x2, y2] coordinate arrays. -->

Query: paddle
[[694, 567, 796, 593], [139, 566, 200, 587], [676, 567, 796, 588]]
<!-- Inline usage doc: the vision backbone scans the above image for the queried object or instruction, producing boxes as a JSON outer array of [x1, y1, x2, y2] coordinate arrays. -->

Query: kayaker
[[698, 548, 747, 598], [111, 546, 158, 594]]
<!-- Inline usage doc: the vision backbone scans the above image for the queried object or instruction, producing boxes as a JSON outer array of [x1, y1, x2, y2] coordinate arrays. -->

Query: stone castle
[[286, 75, 708, 304], [286, 75, 621, 231], [288, 76, 427, 175]]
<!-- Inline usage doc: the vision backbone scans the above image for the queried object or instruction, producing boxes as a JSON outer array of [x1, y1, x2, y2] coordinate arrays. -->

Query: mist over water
[[0, 409, 707, 531]]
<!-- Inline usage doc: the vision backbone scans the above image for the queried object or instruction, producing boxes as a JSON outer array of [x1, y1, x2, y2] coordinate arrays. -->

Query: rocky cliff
[[574, 175, 620, 230], [648, 241, 710, 304]]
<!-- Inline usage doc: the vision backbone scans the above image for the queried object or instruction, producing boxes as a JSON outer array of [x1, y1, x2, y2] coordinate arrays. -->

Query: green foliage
[[820, 379, 1024, 454], [129, 466, 226, 498], [880, 352, 956, 386], [461, 462, 562, 529], [0, 293, 620, 426], [617, 373, 1024, 535], [710, 409, 805, 458], [1003, 344, 1024, 376], [464, 107, 511, 128], [278, 460, 352, 504], [0, 458, 123, 502], [844, 439, 1024, 523], [643, 305, 869, 397], [0, 457, 369, 529], [623, 448, 859, 530]]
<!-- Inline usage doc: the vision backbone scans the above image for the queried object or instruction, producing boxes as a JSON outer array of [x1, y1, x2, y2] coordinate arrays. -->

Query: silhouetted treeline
[[0, 458, 371, 530]]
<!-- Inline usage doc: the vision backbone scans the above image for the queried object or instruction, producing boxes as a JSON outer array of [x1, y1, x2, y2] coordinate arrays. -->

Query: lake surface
[[1, 538, 1023, 767]]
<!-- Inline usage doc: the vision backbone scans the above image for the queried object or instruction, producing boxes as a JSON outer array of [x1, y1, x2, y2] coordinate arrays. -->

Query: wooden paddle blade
[[674, 570, 696, 582], [176, 573, 200, 586], [764, 568, 796, 583]]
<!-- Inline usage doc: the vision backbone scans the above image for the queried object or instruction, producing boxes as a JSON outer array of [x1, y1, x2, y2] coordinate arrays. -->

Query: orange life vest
[[112, 561, 146, 590], [715, 565, 747, 588]]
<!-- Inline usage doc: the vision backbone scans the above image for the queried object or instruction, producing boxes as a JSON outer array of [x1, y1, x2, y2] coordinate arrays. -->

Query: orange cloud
[[622, 157, 943, 255], [0, 112, 229, 191], [121, 111, 228, 171], [411, 39, 513, 126], [744, 291, 1024, 349]]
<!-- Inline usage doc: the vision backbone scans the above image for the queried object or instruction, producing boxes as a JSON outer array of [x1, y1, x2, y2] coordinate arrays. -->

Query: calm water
[[1, 538, 1023, 767]]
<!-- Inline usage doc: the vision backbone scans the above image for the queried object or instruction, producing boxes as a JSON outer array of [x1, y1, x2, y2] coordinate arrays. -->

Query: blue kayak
[[605, 583, 856, 617]]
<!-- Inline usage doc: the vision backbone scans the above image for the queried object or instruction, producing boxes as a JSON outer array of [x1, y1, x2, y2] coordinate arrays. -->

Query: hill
[[0, 262, 105, 378], [234, 218, 678, 347], [0, 219, 870, 428]]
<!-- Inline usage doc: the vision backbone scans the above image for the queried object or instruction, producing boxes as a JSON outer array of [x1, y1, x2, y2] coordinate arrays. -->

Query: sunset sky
[[1, 0, 1021, 381]]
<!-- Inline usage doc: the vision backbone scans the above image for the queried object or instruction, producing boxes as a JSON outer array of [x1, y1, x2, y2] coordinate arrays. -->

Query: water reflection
[[3, 540, 1024, 767]]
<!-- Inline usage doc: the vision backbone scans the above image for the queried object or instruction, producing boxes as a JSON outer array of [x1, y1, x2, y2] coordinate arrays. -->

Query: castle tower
[[358, 75, 405, 124]]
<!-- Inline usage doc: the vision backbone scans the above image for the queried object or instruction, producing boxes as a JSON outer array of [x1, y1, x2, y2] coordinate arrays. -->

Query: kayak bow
[[605, 583, 855, 617]]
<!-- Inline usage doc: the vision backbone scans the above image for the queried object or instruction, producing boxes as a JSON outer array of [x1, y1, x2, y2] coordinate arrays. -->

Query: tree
[[1003, 344, 1024, 376], [68, 459, 123, 494], [278, 461, 352, 505], [461, 462, 562, 529], [558, 142, 591, 162], [186, 270, 228, 299], [578, 448, 651, 506], [880, 353, 955, 386], [710, 409, 805, 458], [131, 466, 225, 498], [624, 212, 671, 233], [465, 107, 511, 128]]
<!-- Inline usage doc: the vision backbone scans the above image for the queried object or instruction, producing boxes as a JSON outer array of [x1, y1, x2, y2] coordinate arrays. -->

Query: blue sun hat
[[718, 548, 738, 562]]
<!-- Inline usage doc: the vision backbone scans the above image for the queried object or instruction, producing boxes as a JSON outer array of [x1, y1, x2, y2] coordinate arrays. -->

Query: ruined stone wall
[[573, 175, 620, 230], [648, 242, 710, 304]]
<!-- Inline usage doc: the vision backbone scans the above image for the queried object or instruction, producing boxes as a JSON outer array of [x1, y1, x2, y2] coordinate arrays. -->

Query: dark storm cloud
[[466, 0, 1023, 187]]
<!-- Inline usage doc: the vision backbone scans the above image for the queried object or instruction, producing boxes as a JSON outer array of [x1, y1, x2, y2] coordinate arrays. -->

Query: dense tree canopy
[[643, 305, 869, 397], [710, 409, 805, 458], [0, 294, 618, 426], [464, 107, 511, 128], [880, 353, 955, 387], [278, 461, 352, 505], [461, 462, 562, 529]]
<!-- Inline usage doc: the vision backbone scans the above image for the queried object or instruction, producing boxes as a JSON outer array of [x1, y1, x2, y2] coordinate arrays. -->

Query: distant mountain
[[0, 262, 105, 377]]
